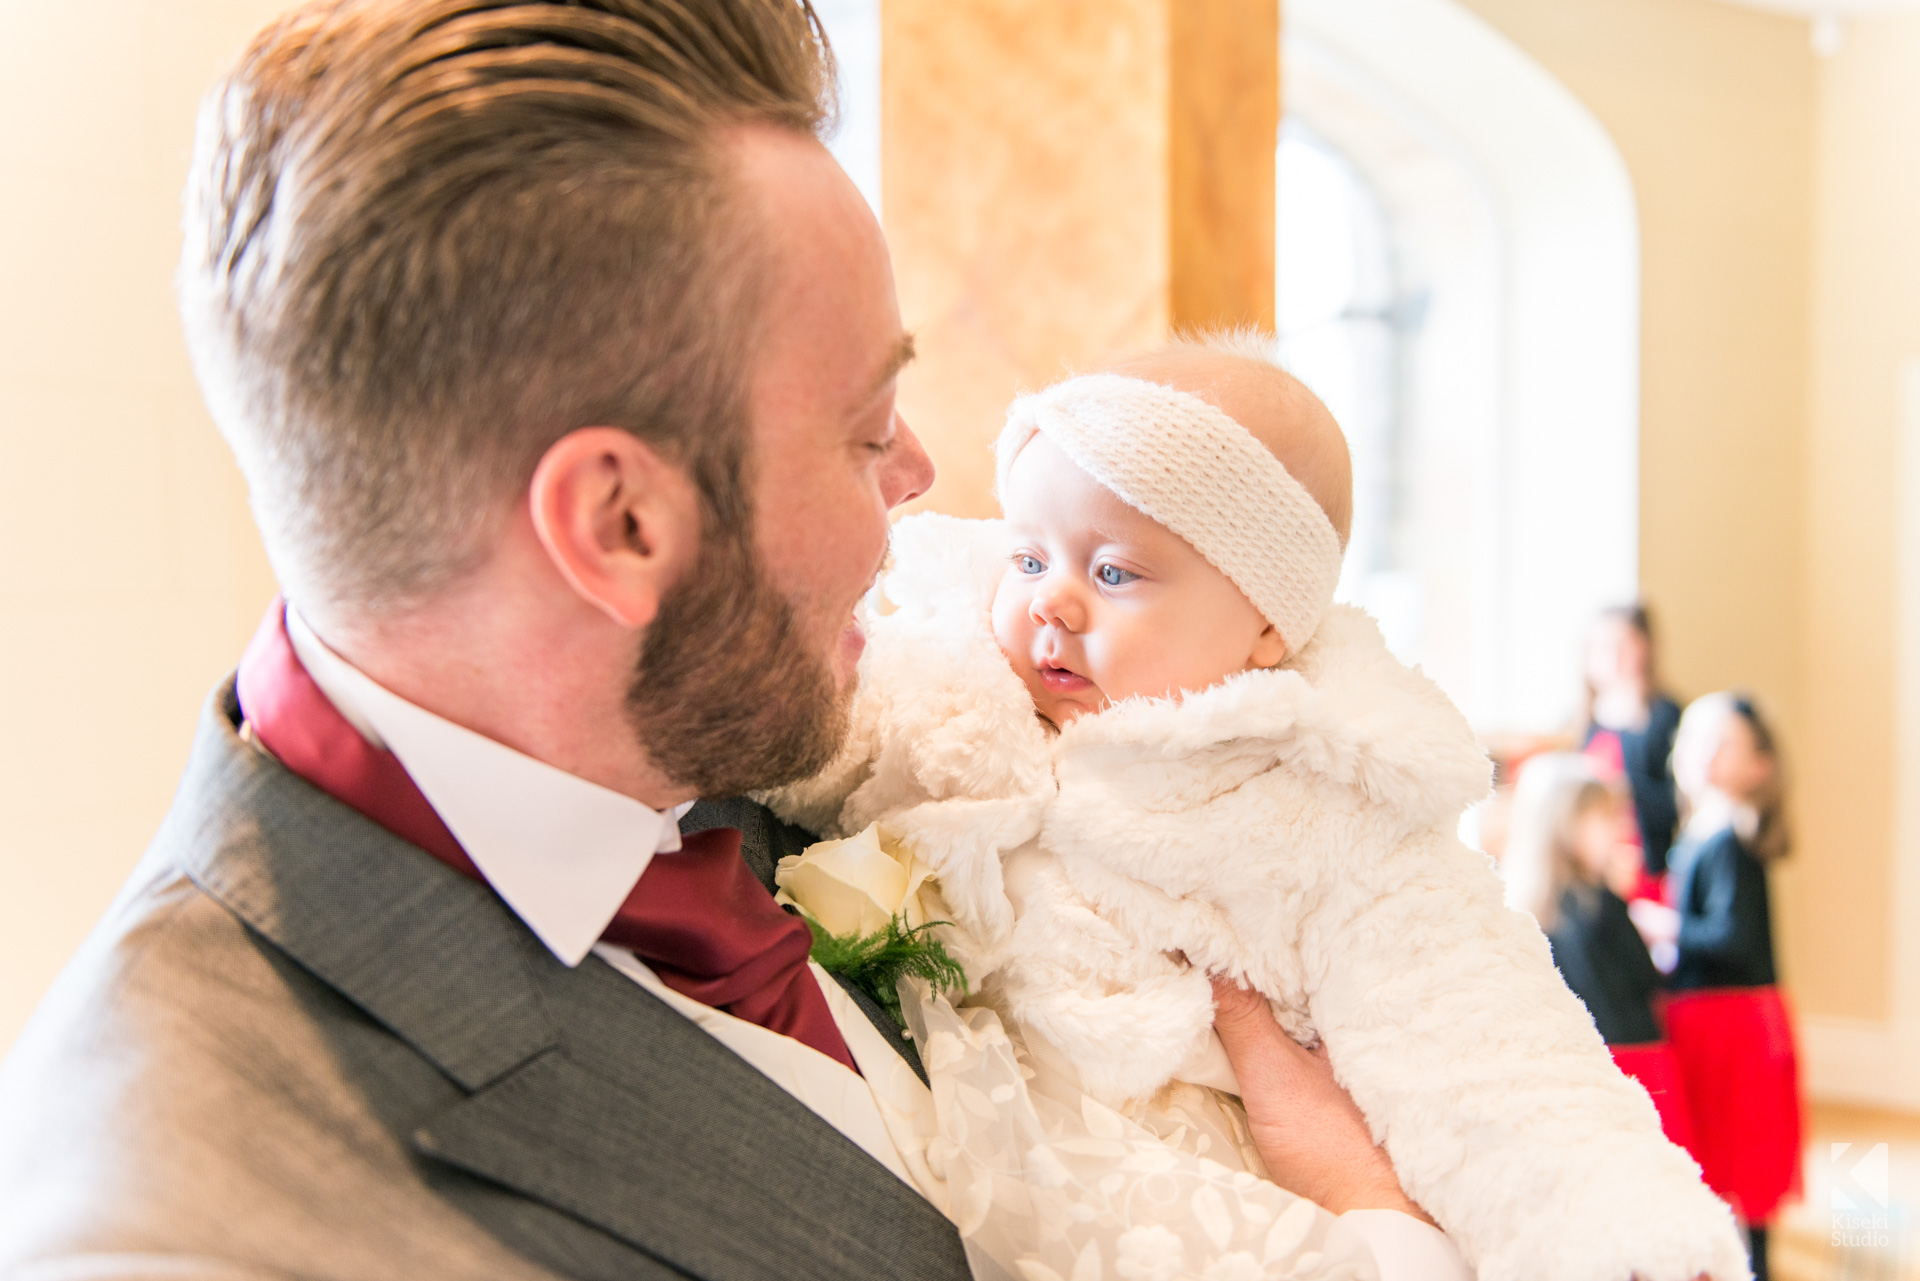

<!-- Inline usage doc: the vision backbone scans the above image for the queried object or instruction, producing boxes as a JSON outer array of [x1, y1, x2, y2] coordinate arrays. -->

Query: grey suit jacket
[[0, 681, 969, 1280]]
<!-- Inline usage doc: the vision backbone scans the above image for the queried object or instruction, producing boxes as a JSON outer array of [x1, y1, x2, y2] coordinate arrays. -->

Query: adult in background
[[0, 3, 1442, 1277], [1582, 604, 1684, 895]]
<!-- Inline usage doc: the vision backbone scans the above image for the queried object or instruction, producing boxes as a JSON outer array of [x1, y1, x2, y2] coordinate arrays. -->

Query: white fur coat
[[767, 514, 1749, 1281]]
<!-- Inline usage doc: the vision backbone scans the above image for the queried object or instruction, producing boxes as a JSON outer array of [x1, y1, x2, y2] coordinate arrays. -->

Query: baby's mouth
[[1038, 659, 1093, 694]]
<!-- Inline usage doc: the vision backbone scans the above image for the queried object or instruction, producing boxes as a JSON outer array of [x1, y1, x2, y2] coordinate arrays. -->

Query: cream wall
[[1448, 2, 1893, 1030], [0, 2, 286, 1050], [1800, 13, 1920, 1099], [1445, 2, 1815, 750]]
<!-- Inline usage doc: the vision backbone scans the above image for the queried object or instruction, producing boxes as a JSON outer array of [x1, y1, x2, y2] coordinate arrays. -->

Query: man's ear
[[1250, 624, 1289, 670], [527, 427, 702, 630]]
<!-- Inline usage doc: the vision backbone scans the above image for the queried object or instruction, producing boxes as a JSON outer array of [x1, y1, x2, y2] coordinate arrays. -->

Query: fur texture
[[764, 513, 1750, 1281]]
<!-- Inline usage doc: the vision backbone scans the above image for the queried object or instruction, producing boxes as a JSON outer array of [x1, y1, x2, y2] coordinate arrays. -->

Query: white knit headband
[[994, 372, 1345, 651]]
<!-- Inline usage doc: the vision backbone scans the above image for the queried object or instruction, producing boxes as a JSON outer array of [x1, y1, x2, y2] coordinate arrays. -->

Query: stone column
[[1170, 0, 1281, 335], [882, 0, 1280, 517]]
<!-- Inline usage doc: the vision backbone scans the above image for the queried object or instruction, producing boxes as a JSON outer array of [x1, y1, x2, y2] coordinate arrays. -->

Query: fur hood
[[1052, 601, 1490, 833], [768, 512, 1492, 958]]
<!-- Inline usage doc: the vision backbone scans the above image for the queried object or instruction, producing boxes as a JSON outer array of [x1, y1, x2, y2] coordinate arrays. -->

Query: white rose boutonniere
[[774, 822, 942, 935], [775, 823, 965, 1025]]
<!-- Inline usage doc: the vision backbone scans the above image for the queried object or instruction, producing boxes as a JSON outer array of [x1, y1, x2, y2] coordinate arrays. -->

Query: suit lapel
[[171, 684, 962, 1278], [416, 953, 960, 1279], [171, 684, 554, 1090]]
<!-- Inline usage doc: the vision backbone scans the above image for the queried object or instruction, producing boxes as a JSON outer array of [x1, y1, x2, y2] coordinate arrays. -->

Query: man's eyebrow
[[867, 331, 917, 399]]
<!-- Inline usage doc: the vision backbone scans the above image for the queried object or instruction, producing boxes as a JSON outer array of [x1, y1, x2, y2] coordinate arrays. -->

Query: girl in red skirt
[[1657, 692, 1803, 1280]]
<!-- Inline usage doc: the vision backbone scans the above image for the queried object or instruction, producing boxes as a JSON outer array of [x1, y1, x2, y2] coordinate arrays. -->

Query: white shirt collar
[[284, 605, 693, 968]]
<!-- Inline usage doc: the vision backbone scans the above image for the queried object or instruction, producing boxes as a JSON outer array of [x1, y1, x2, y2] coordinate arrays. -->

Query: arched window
[[1285, 0, 1640, 733], [1277, 122, 1414, 663]]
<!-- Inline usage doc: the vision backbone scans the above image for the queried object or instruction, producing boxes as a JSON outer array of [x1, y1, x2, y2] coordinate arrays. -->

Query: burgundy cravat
[[234, 600, 856, 1072]]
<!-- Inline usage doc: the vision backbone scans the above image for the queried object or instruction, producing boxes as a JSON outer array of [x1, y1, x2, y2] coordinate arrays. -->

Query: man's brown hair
[[180, 0, 834, 612]]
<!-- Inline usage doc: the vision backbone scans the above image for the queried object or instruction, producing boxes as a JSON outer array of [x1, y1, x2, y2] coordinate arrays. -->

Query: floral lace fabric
[[897, 979, 1381, 1281]]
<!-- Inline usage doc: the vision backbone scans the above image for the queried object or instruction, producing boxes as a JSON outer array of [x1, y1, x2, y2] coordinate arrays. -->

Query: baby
[[768, 336, 1747, 1281]]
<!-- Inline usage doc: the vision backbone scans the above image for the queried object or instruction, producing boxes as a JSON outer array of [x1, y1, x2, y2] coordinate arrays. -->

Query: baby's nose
[[1029, 578, 1085, 632]]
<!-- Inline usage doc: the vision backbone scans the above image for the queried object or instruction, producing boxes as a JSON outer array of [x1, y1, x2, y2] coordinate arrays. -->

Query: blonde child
[[1501, 753, 1695, 1149], [769, 336, 1747, 1281]]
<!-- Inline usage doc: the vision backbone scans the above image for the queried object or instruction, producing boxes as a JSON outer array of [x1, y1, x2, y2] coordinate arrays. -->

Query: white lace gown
[[883, 977, 1381, 1281]]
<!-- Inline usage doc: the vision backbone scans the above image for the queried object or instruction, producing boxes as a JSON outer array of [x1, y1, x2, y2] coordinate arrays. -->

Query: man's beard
[[626, 515, 852, 799]]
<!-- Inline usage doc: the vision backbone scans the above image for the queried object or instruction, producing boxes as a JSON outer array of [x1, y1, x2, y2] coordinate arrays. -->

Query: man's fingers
[[1209, 977, 1281, 1049], [1210, 976, 1317, 1087], [1208, 974, 1259, 1013], [1207, 974, 1425, 1221]]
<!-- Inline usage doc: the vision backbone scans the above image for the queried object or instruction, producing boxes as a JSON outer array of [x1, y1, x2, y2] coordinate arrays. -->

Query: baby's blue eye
[[1017, 554, 1045, 575], [1098, 564, 1139, 587]]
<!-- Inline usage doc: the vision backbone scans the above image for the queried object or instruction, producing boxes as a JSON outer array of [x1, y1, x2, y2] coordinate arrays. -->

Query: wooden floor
[[1774, 1103, 1920, 1281]]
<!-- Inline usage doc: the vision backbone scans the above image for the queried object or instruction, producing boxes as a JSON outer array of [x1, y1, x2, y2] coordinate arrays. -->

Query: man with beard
[[0, 2, 1440, 1277]]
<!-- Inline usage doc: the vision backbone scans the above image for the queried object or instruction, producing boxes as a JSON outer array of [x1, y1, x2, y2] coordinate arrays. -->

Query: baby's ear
[[1250, 624, 1289, 670]]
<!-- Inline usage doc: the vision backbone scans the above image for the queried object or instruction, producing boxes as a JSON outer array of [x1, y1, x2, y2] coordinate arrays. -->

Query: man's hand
[[1210, 977, 1434, 1225]]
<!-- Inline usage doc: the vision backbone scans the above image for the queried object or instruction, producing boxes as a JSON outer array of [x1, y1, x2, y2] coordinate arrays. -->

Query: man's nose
[[881, 413, 936, 510]]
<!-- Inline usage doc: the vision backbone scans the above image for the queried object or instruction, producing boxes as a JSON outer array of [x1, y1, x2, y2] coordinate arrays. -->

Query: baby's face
[[991, 434, 1284, 728]]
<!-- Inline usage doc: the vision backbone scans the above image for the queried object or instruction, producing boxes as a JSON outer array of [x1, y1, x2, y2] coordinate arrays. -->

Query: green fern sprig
[[804, 915, 968, 1027]]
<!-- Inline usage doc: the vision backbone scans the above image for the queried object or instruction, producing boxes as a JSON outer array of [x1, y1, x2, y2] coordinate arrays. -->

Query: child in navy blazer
[[1657, 692, 1803, 1281]]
